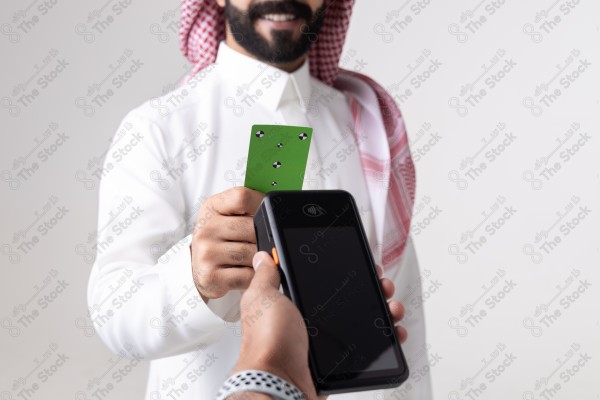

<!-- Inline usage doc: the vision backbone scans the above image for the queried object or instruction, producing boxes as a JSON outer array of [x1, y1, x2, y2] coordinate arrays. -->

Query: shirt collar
[[215, 40, 311, 113]]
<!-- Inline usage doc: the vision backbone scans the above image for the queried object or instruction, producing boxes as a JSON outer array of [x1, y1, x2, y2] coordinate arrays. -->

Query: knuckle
[[197, 268, 218, 289], [228, 249, 244, 263], [195, 243, 215, 264], [194, 214, 214, 234], [192, 259, 228, 298], [193, 268, 213, 295], [192, 224, 205, 240], [225, 242, 247, 263]]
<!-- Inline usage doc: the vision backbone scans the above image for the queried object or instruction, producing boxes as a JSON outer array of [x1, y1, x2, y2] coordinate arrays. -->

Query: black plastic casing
[[253, 190, 409, 395]]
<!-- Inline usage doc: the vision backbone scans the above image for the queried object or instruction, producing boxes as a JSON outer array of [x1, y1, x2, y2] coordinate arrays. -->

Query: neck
[[224, 26, 306, 73]]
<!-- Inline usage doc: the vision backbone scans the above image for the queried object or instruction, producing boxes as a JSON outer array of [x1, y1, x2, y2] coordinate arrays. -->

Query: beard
[[224, 0, 327, 64]]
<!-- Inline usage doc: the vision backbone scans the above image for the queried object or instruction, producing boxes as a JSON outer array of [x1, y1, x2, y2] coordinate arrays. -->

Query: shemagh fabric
[[178, 0, 416, 268]]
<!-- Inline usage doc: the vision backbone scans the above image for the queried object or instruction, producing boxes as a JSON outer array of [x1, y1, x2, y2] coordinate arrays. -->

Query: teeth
[[262, 13, 296, 22]]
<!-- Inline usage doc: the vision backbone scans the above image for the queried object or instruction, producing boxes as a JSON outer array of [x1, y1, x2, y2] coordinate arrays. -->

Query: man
[[87, 0, 432, 398]]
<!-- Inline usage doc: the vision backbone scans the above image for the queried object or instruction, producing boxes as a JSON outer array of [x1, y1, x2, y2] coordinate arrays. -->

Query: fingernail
[[253, 252, 265, 270]]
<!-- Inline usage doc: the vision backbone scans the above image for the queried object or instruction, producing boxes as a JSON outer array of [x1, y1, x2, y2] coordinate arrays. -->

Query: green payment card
[[244, 124, 313, 194]]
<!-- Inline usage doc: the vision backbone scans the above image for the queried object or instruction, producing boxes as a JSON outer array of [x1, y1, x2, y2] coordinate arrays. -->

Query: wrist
[[233, 360, 294, 386], [233, 349, 317, 399], [220, 368, 307, 400]]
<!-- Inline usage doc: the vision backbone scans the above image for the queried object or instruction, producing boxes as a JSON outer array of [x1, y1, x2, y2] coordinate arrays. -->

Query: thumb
[[250, 251, 281, 291]]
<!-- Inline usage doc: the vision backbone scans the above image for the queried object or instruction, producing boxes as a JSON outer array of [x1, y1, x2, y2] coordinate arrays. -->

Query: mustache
[[248, 0, 313, 21]]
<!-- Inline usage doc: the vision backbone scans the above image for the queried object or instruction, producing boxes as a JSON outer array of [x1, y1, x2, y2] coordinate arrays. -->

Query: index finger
[[209, 186, 265, 216]]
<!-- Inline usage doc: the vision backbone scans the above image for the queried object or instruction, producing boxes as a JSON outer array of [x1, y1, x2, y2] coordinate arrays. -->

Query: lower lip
[[258, 17, 303, 29]]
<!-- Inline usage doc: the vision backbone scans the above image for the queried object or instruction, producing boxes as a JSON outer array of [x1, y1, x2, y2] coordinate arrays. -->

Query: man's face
[[223, 0, 327, 64]]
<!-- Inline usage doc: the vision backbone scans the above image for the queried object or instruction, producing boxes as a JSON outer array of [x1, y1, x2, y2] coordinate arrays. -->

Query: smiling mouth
[[261, 13, 298, 22], [258, 12, 306, 26]]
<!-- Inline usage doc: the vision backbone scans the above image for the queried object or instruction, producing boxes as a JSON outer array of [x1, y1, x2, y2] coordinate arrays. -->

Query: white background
[[1, 0, 599, 399]]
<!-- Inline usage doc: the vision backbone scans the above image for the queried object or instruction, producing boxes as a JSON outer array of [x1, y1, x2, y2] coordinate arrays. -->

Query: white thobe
[[87, 40, 432, 400]]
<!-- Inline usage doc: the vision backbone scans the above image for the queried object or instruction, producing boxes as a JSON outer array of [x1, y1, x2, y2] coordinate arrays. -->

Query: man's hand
[[376, 263, 408, 343], [232, 251, 408, 399], [190, 186, 265, 301]]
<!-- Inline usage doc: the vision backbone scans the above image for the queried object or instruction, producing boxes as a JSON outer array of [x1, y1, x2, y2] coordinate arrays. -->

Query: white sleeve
[[86, 111, 229, 360]]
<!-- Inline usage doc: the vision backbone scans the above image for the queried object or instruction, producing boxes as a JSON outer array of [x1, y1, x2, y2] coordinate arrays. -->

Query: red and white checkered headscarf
[[179, 0, 416, 269]]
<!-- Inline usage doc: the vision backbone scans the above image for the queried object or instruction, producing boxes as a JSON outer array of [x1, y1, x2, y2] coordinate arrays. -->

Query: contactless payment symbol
[[244, 124, 313, 193], [302, 203, 326, 217]]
